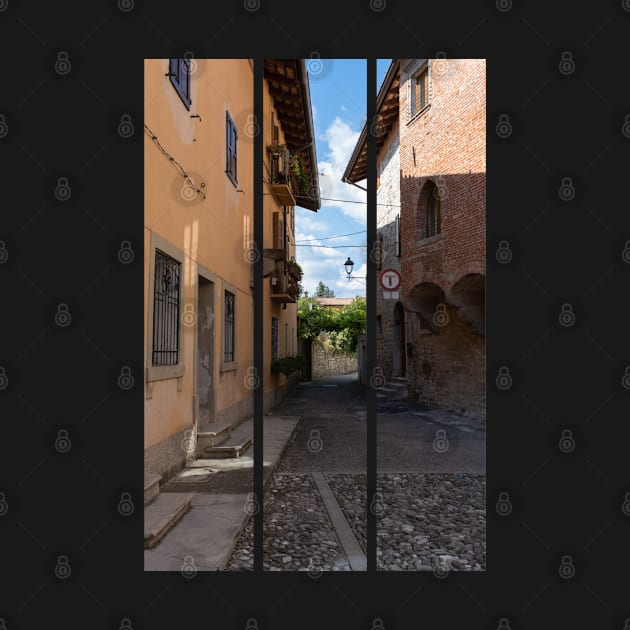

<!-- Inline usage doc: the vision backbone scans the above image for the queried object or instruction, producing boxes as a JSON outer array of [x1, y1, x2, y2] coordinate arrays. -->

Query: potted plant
[[289, 153, 310, 196], [287, 259, 303, 281], [268, 142, 286, 155], [271, 355, 306, 378]]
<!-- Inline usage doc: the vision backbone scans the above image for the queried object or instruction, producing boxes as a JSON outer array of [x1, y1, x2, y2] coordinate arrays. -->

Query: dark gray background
[[1, 0, 629, 628]]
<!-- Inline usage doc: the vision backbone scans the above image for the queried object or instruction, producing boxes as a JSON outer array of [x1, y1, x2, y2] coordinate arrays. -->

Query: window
[[152, 250, 181, 366], [426, 188, 440, 238], [418, 181, 441, 239], [395, 214, 401, 256], [226, 111, 238, 186], [272, 317, 279, 360], [168, 59, 191, 110], [224, 290, 235, 362], [410, 66, 428, 119]]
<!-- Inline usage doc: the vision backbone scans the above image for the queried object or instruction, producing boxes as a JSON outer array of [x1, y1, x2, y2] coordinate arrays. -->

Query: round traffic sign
[[379, 269, 400, 290]]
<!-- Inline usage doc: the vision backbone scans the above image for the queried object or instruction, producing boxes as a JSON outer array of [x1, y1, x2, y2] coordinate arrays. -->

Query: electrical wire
[[144, 123, 207, 200]]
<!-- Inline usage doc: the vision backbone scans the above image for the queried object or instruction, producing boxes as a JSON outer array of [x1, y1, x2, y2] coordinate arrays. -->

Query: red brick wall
[[398, 59, 486, 420]]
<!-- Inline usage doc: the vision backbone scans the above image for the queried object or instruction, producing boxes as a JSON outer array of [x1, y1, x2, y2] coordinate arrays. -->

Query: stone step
[[144, 473, 162, 505], [144, 492, 193, 549], [201, 418, 253, 458], [196, 419, 239, 453], [391, 376, 409, 383]]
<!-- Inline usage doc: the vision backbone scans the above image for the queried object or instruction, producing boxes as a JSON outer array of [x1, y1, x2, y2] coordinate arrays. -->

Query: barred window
[[152, 250, 181, 366], [272, 317, 279, 360], [224, 290, 235, 362], [168, 59, 191, 110]]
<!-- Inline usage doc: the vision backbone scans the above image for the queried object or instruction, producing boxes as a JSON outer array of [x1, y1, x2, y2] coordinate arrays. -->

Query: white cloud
[[316, 116, 367, 225]]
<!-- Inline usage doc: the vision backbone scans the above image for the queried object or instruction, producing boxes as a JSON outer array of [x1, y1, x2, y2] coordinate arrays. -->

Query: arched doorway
[[393, 301, 406, 377]]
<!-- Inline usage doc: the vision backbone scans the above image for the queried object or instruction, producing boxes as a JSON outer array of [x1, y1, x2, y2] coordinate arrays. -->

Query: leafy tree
[[297, 296, 366, 354], [315, 281, 335, 297]]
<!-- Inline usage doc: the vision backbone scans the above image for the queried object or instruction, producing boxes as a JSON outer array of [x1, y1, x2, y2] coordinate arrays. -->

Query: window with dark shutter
[[168, 59, 191, 110], [226, 111, 238, 186]]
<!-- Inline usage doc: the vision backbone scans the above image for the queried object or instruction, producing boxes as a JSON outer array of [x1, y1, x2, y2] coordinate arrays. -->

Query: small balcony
[[270, 274, 296, 304], [269, 175, 296, 207]]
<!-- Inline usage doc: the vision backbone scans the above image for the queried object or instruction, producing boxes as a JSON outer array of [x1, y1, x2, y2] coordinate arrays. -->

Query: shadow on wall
[[383, 171, 486, 419]]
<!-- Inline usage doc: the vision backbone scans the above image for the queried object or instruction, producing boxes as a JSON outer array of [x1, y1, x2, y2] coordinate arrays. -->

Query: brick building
[[344, 58, 486, 421], [399, 58, 486, 421]]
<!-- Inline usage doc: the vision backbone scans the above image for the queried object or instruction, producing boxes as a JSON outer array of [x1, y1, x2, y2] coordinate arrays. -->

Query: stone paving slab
[[144, 493, 249, 571], [144, 416, 299, 571]]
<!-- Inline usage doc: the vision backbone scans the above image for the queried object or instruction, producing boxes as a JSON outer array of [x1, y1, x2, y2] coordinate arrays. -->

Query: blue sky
[[294, 59, 391, 298]]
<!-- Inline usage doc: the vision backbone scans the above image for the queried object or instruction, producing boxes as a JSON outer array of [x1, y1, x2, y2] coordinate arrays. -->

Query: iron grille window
[[224, 290, 235, 362], [152, 250, 181, 366], [168, 59, 191, 110], [272, 317, 279, 360], [226, 111, 238, 186]]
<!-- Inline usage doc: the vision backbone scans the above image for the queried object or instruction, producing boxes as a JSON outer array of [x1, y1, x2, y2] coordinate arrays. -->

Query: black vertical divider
[[253, 57, 264, 573], [366, 57, 377, 572]]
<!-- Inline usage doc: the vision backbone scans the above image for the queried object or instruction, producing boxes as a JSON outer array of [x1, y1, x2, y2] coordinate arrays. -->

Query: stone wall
[[311, 341, 358, 379], [376, 121, 401, 381]]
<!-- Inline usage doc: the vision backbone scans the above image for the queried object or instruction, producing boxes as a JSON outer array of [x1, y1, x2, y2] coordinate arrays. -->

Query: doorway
[[197, 275, 215, 428], [393, 301, 406, 377]]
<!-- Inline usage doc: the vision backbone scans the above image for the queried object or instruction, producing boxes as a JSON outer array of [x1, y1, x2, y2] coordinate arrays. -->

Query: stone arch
[[450, 273, 485, 336], [404, 281, 447, 332]]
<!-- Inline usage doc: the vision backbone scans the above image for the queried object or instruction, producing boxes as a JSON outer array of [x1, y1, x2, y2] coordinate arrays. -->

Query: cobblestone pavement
[[377, 473, 486, 571], [224, 374, 485, 571], [225, 473, 352, 571]]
